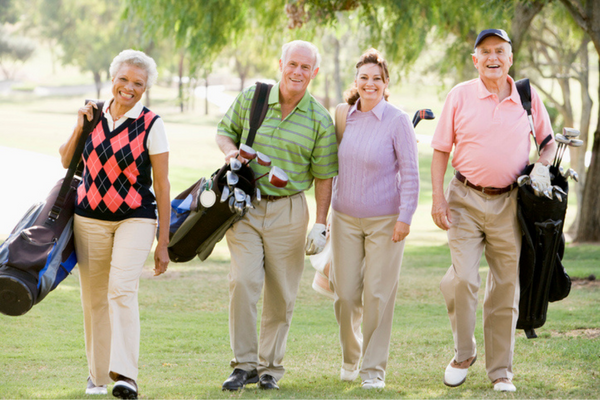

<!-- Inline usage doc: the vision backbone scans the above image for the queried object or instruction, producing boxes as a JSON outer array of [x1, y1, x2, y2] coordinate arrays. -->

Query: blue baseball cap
[[474, 29, 512, 50]]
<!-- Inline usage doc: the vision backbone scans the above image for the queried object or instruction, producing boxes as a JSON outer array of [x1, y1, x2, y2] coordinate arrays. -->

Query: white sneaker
[[494, 378, 516, 392], [340, 367, 359, 382], [361, 379, 385, 389], [85, 377, 107, 395], [443, 353, 477, 387]]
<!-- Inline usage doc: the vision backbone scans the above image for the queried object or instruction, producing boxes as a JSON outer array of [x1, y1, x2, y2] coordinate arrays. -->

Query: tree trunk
[[93, 70, 102, 99], [558, 0, 600, 242], [324, 73, 330, 110], [333, 37, 343, 104], [568, 38, 592, 234], [205, 71, 209, 116], [179, 52, 185, 113], [576, 60, 600, 242], [509, 0, 546, 77]]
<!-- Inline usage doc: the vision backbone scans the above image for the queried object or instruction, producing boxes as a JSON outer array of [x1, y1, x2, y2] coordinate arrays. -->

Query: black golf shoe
[[222, 368, 259, 391], [258, 374, 279, 390]]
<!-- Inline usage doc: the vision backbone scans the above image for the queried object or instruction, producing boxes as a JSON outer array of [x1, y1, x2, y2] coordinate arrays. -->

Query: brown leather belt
[[262, 195, 291, 201], [455, 171, 516, 195]]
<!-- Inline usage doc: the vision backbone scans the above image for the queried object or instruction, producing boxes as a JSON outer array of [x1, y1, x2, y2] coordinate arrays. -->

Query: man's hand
[[392, 221, 410, 242], [431, 195, 452, 231], [305, 223, 327, 255], [530, 162, 551, 192]]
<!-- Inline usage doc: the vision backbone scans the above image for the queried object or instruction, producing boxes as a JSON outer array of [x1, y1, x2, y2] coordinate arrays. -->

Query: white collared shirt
[[102, 99, 169, 155]]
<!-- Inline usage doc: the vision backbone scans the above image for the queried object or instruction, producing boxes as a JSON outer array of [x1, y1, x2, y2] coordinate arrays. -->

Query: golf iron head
[[563, 127, 580, 138]]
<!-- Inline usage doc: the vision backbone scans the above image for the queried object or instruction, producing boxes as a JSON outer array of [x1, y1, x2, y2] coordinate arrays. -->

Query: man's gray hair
[[281, 40, 321, 70], [109, 49, 158, 88]]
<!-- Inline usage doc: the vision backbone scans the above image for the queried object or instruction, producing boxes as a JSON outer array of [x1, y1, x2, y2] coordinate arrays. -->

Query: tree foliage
[[0, 28, 36, 79]]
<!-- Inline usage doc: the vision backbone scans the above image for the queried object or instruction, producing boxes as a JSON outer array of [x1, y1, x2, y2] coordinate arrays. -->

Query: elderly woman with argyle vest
[[59, 49, 170, 399]]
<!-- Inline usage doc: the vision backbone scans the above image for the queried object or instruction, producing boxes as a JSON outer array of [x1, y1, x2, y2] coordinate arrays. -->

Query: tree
[[0, 28, 36, 79], [20, 0, 147, 98], [519, 4, 593, 233], [558, 0, 600, 242]]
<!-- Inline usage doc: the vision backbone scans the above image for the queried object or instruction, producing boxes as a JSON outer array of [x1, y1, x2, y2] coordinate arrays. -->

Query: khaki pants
[[225, 193, 309, 381], [440, 177, 521, 382], [74, 215, 156, 386], [330, 210, 405, 382]]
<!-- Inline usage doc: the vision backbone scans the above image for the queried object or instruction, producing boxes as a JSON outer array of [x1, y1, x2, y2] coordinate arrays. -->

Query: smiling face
[[473, 36, 513, 85], [111, 64, 148, 111], [279, 45, 318, 99], [355, 63, 388, 107]]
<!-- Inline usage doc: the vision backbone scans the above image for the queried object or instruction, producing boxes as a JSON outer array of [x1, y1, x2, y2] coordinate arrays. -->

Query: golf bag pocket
[[7, 226, 57, 271], [167, 177, 206, 239]]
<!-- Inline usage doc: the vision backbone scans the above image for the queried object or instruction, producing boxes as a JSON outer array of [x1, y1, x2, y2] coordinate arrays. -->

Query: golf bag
[[0, 100, 102, 316], [166, 163, 256, 262], [516, 163, 571, 338], [166, 82, 272, 263]]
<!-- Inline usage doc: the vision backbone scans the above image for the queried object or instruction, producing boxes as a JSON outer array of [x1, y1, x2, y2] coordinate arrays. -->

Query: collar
[[348, 97, 386, 120], [476, 76, 519, 104], [103, 99, 144, 120], [270, 82, 312, 112]]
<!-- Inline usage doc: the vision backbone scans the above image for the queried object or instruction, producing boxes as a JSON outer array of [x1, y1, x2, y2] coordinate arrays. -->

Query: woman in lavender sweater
[[331, 49, 420, 390]]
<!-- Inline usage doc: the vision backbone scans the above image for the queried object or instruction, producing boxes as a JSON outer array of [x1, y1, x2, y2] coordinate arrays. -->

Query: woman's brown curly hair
[[344, 48, 390, 106]]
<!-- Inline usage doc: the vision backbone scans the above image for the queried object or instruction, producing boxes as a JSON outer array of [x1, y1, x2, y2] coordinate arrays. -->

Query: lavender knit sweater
[[331, 98, 420, 225]]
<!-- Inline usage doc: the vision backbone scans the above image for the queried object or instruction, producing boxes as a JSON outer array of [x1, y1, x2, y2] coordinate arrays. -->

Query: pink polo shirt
[[431, 76, 554, 188]]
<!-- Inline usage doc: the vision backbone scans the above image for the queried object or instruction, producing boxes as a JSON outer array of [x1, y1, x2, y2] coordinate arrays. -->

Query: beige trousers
[[225, 193, 309, 381], [74, 215, 156, 386], [330, 210, 405, 382], [440, 177, 521, 382]]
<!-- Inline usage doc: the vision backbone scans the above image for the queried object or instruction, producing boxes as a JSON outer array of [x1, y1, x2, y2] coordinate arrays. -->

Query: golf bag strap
[[516, 78, 550, 155], [49, 100, 104, 222], [246, 82, 272, 147], [334, 103, 350, 145]]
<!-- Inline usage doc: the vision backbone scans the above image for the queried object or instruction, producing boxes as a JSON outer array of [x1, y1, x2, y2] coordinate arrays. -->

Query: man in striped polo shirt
[[216, 40, 338, 391]]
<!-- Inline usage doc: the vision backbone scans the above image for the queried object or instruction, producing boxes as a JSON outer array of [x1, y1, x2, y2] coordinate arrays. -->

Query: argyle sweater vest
[[75, 107, 159, 221]]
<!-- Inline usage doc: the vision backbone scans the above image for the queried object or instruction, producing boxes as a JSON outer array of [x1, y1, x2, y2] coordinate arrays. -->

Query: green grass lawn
[[0, 87, 598, 399]]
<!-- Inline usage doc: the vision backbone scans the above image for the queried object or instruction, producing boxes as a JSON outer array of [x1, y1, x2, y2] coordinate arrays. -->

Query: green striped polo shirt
[[217, 83, 338, 196]]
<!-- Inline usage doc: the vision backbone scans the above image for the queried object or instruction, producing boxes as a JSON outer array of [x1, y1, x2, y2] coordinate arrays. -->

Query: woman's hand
[[76, 102, 98, 132], [153, 241, 169, 276], [392, 221, 410, 242]]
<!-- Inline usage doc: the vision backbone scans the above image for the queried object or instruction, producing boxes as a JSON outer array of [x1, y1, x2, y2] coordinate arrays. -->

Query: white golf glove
[[305, 223, 327, 255], [530, 162, 551, 193]]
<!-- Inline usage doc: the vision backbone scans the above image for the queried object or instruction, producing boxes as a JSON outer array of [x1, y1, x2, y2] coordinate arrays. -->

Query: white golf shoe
[[340, 367, 359, 382], [85, 377, 107, 395], [361, 378, 385, 389], [494, 378, 516, 392], [443, 353, 477, 387]]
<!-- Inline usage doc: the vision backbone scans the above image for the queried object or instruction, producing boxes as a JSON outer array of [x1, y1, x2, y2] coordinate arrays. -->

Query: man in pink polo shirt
[[430, 29, 557, 393]]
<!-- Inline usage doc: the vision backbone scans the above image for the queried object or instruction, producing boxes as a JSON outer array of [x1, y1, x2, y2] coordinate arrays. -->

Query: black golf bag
[[166, 163, 256, 263], [0, 100, 102, 316], [516, 164, 571, 338], [166, 81, 272, 263]]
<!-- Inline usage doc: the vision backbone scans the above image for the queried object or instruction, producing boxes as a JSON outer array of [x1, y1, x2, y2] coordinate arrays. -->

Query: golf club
[[239, 144, 257, 161], [234, 188, 246, 203], [252, 166, 289, 188], [412, 109, 435, 128], [553, 134, 571, 168], [556, 137, 584, 168], [517, 175, 531, 187], [256, 152, 272, 167], [226, 170, 239, 188], [230, 158, 242, 172], [563, 127, 580, 138], [220, 186, 230, 203]]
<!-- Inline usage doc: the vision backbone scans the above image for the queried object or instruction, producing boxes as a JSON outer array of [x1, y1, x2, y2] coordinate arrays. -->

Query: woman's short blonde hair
[[109, 49, 158, 88]]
